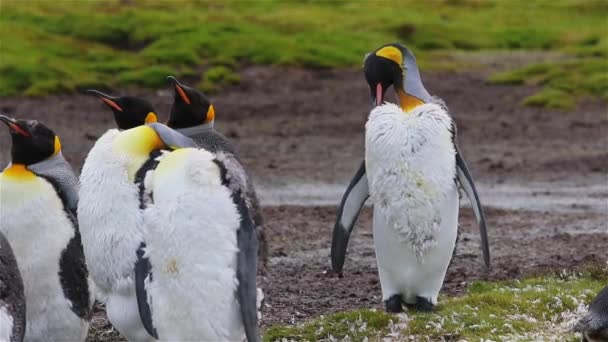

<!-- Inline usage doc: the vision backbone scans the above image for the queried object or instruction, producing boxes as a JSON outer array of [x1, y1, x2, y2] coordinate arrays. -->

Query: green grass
[[264, 266, 607, 341], [1, 0, 607, 108]]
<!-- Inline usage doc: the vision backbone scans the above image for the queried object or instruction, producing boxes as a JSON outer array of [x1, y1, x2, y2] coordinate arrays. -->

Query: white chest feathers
[[144, 148, 245, 340], [365, 102, 456, 258], [78, 128, 145, 294]]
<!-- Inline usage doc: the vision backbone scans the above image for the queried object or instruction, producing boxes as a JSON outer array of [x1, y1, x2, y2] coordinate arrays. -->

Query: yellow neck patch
[[53, 136, 61, 155], [1, 164, 36, 181], [376, 46, 403, 65], [397, 88, 425, 113], [153, 147, 190, 180], [205, 105, 215, 123], [145, 112, 158, 124], [113, 125, 165, 180]]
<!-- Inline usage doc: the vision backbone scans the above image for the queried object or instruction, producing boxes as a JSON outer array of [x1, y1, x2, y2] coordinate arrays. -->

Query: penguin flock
[[0, 43, 604, 341]]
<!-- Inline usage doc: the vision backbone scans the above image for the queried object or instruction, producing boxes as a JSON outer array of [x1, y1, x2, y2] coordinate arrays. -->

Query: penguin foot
[[384, 294, 404, 313], [408, 296, 434, 312]]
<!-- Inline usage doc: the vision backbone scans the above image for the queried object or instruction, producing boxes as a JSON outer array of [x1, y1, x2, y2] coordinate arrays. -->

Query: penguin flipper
[[331, 161, 369, 273], [147, 122, 197, 149], [234, 191, 260, 342], [134, 242, 158, 339], [455, 146, 490, 267]]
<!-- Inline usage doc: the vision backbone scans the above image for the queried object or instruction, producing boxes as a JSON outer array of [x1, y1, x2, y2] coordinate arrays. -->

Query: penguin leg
[[384, 294, 404, 313], [405, 296, 434, 312]]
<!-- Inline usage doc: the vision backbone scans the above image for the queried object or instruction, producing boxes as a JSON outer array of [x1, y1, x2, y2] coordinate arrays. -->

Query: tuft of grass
[[490, 58, 608, 109], [1, 0, 607, 108], [198, 66, 241, 93], [264, 267, 607, 341], [264, 309, 392, 341]]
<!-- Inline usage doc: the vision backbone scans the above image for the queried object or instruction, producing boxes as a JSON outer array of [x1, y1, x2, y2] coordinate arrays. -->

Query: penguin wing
[[134, 242, 158, 339], [0, 231, 26, 341], [234, 191, 260, 342], [148, 122, 197, 149], [455, 146, 490, 267], [331, 161, 369, 273], [30, 154, 95, 317]]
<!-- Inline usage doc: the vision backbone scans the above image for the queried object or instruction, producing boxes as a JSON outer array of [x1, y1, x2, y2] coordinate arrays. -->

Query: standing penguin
[[0, 115, 94, 340], [330, 43, 490, 312], [78, 121, 194, 341], [0, 231, 25, 342], [132, 137, 258, 341], [165, 76, 267, 272], [87, 89, 158, 129], [575, 286, 608, 342]]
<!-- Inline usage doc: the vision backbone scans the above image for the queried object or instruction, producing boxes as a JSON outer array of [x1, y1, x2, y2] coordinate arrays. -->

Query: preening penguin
[[78, 122, 195, 341], [134, 147, 259, 341], [87, 89, 158, 129], [330, 43, 490, 312], [0, 115, 94, 340], [166, 75, 268, 272], [575, 286, 608, 342], [0, 231, 25, 342]]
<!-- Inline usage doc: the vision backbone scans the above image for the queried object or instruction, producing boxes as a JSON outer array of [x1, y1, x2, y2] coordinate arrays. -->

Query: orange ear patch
[[102, 98, 123, 112], [53, 136, 62, 155], [145, 112, 158, 124], [175, 85, 191, 104], [205, 105, 215, 123]]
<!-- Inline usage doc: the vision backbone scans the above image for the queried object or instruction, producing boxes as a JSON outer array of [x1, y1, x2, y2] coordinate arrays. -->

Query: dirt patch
[[1, 66, 606, 186], [259, 206, 608, 327]]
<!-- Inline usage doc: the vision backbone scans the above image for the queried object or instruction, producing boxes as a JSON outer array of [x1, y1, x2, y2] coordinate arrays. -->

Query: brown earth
[[1, 66, 607, 340]]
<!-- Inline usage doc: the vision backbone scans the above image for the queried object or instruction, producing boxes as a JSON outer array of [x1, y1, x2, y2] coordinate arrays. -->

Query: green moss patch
[[1, 0, 607, 108], [264, 267, 607, 341]]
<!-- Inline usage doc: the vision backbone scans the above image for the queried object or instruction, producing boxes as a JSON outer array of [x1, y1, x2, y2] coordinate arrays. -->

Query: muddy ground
[[1, 66, 606, 339]]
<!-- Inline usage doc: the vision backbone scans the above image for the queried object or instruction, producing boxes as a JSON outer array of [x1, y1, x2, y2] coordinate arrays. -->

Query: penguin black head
[[87, 90, 158, 130], [364, 43, 432, 111], [0, 115, 61, 165], [167, 76, 215, 129]]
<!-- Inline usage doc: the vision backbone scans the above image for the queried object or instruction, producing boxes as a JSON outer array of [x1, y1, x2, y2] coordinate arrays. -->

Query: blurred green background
[[1, 0, 606, 109]]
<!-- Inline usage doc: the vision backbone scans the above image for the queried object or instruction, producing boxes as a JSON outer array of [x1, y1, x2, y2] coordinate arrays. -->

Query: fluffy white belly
[[365, 102, 458, 304], [0, 176, 89, 341], [106, 290, 155, 342], [0, 307, 13, 342], [78, 129, 150, 340], [78, 129, 144, 294], [373, 186, 458, 304], [145, 148, 245, 341]]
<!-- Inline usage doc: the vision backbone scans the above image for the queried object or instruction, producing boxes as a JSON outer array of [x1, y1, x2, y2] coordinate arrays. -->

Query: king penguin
[[0, 231, 25, 342], [575, 286, 608, 342], [128, 127, 259, 341], [330, 43, 490, 312], [0, 115, 94, 340], [165, 76, 268, 273], [87, 89, 158, 130], [78, 119, 194, 341]]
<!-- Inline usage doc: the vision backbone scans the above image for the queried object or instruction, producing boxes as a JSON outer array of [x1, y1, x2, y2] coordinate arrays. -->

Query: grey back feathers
[[0, 232, 26, 342], [176, 125, 236, 154], [28, 153, 79, 214]]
